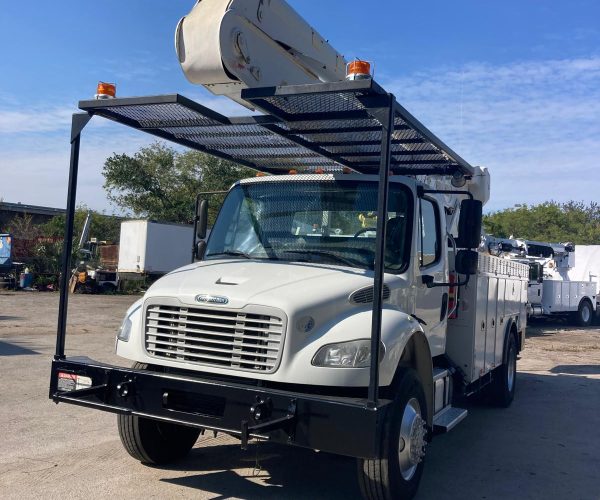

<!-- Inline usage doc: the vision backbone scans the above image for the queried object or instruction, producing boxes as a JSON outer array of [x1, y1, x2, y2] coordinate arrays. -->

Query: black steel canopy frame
[[52, 80, 472, 444]]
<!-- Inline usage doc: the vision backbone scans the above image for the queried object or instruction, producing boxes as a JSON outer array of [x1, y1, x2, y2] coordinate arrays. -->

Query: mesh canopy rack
[[78, 79, 473, 177]]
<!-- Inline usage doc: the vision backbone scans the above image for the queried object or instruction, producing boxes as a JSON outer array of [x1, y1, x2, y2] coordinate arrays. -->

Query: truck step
[[433, 406, 468, 433]]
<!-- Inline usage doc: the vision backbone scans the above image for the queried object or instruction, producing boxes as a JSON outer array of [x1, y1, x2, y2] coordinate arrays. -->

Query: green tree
[[42, 206, 122, 243], [484, 201, 600, 244], [102, 142, 255, 224]]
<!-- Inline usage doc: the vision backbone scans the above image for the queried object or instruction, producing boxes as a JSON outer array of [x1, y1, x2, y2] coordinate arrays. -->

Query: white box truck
[[118, 220, 194, 278], [49, 2, 529, 498]]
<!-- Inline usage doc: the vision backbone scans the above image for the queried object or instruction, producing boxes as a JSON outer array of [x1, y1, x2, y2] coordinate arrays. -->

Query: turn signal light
[[288, 169, 298, 175], [95, 81, 116, 99]]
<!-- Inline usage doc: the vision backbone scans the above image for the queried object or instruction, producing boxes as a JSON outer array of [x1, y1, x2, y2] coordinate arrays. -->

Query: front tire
[[357, 369, 428, 500], [117, 363, 200, 465]]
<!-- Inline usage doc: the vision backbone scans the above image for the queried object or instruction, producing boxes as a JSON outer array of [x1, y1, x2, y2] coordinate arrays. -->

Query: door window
[[419, 198, 440, 267]]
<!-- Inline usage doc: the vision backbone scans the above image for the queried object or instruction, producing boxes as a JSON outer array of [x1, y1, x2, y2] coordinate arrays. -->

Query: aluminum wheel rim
[[398, 397, 426, 481], [507, 346, 516, 392], [582, 305, 591, 324]]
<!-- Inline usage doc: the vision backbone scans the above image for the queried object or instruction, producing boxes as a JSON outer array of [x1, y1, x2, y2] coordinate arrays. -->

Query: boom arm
[[175, 0, 347, 107]]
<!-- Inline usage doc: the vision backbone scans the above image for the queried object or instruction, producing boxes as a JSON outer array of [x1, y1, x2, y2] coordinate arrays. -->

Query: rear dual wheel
[[573, 300, 593, 327], [489, 332, 517, 407], [357, 369, 428, 500]]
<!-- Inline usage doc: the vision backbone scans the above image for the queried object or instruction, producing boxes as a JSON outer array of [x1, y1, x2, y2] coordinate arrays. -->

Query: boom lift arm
[[176, 0, 348, 107]]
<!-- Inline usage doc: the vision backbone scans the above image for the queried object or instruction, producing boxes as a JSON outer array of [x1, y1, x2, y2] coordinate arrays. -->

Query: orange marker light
[[95, 81, 116, 99], [256, 172, 267, 177], [314, 168, 325, 174], [288, 169, 298, 175], [346, 60, 372, 81]]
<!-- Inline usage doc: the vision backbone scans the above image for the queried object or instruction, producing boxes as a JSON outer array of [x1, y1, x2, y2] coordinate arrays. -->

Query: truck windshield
[[205, 179, 413, 272]]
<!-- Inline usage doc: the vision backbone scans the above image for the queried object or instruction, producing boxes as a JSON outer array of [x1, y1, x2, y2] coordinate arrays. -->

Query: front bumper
[[50, 357, 391, 459]]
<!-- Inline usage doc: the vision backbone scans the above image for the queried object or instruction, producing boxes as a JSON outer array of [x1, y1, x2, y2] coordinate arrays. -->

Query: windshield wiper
[[283, 250, 358, 267], [206, 250, 253, 260]]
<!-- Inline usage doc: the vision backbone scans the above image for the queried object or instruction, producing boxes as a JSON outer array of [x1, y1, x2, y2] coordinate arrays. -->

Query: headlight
[[117, 302, 141, 342], [312, 339, 384, 368]]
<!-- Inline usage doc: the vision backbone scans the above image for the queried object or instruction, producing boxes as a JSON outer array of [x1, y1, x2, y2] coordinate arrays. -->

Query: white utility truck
[[49, 1, 528, 498], [486, 237, 597, 325]]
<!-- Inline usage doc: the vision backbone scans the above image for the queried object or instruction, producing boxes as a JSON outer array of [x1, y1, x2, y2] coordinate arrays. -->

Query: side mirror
[[196, 199, 208, 240], [455, 249, 478, 275], [456, 199, 482, 249]]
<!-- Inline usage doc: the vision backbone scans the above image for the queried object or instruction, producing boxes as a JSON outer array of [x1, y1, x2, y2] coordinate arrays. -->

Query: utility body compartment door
[[485, 278, 498, 372]]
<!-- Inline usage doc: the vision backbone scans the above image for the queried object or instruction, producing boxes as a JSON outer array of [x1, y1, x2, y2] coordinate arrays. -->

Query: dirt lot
[[0, 292, 599, 500]]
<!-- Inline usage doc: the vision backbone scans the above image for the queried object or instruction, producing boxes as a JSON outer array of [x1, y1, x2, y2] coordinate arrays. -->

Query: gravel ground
[[0, 292, 598, 500]]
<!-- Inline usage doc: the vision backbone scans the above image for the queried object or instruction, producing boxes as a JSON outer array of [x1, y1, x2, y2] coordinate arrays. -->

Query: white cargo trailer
[[118, 220, 194, 277]]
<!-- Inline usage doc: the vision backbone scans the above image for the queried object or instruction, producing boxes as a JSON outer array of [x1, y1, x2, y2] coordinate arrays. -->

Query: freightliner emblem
[[195, 294, 229, 305]]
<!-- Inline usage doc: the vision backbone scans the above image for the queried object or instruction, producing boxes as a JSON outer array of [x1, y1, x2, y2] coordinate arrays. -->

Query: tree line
[[483, 201, 600, 245]]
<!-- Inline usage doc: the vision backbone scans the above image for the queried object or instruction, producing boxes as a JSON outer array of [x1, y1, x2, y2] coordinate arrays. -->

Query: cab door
[[415, 196, 447, 356]]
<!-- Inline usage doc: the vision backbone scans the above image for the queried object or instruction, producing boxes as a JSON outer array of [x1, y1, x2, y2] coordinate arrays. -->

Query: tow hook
[[250, 396, 273, 422], [241, 398, 297, 450], [116, 379, 134, 398]]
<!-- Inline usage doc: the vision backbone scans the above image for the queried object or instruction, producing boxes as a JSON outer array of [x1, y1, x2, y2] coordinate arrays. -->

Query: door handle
[[440, 293, 448, 321]]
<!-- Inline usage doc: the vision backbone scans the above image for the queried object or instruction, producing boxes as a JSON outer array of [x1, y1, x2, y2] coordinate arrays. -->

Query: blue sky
[[1, 0, 599, 213]]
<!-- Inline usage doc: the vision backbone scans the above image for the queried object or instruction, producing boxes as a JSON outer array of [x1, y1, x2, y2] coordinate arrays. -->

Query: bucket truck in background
[[485, 236, 598, 325]]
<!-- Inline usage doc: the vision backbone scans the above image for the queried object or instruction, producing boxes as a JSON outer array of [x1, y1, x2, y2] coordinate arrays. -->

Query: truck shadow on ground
[[157, 372, 599, 500], [550, 364, 600, 375], [525, 318, 600, 337], [0, 339, 40, 356], [0, 315, 23, 321]]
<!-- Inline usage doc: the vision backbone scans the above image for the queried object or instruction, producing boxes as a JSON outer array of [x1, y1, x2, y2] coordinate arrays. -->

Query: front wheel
[[357, 369, 428, 500], [117, 363, 200, 465]]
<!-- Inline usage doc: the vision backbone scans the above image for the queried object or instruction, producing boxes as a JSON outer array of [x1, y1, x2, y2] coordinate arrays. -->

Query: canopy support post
[[55, 112, 92, 360], [367, 94, 396, 407]]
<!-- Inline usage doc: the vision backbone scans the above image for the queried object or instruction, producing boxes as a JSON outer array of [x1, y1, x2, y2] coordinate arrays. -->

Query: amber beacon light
[[95, 81, 117, 99], [346, 60, 372, 81]]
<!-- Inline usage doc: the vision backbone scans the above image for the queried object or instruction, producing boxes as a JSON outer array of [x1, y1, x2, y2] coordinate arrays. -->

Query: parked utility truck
[[49, 1, 528, 498], [486, 236, 597, 325]]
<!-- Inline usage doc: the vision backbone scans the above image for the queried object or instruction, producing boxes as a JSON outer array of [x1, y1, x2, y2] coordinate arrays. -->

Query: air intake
[[349, 284, 391, 304]]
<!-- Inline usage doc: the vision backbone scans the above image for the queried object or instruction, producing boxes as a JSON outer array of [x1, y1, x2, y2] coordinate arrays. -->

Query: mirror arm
[[423, 274, 471, 288]]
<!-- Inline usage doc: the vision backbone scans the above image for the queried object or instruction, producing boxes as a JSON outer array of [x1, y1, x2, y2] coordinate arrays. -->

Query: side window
[[419, 198, 440, 267]]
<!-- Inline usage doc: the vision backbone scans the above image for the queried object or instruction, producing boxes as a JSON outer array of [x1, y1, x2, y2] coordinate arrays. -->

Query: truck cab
[[116, 174, 449, 390]]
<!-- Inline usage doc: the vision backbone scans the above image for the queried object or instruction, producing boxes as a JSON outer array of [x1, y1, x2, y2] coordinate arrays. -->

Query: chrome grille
[[145, 304, 285, 373]]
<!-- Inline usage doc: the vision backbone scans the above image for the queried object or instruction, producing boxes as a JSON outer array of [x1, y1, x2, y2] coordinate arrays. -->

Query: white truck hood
[[146, 259, 382, 310]]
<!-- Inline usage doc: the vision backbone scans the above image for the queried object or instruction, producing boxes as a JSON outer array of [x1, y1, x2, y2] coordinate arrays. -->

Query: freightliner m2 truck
[[49, 1, 529, 498]]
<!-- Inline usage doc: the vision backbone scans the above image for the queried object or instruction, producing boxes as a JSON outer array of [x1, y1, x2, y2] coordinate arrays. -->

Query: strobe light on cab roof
[[346, 60, 372, 81], [95, 81, 116, 99]]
